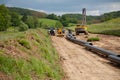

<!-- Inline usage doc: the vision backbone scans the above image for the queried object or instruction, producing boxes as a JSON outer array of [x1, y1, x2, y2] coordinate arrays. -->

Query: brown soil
[[51, 36, 120, 80], [0, 72, 12, 80], [76, 33, 120, 55], [0, 39, 29, 60]]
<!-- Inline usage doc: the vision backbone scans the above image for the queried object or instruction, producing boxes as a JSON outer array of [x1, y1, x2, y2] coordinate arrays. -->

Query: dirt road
[[51, 36, 120, 80]]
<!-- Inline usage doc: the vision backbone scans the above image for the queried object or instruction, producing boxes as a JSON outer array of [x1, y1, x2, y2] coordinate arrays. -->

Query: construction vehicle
[[48, 28, 55, 36], [75, 8, 88, 35], [56, 28, 64, 37]]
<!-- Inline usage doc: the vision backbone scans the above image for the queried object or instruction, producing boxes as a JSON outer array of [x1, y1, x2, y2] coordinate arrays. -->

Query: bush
[[0, 4, 11, 31], [10, 12, 20, 26], [0, 55, 16, 74], [26, 16, 39, 29], [18, 39, 31, 49], [87, 37, 100, 41], [55, 21, 63, 28], [19, 22, 28, 31]]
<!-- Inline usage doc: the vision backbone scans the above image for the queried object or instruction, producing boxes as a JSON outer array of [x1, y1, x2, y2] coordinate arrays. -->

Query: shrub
[[87, 37, 100, 41], [0, 5, 11, 31], [19, 22, 28, 31], [55, 21, 63, 28], [18, 39, 31, 49], [25, 16, 39, 29], [0, 55, 16, 74]]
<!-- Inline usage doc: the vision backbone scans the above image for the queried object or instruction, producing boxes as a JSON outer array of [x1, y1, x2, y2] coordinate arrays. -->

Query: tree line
[[0, 4, 41, 31], [8, 7, 47, 18], [8, 7, 120, 24], [101, 11, 120, 21], [47, 11, 120, 26], [0, 4, 120, 31]]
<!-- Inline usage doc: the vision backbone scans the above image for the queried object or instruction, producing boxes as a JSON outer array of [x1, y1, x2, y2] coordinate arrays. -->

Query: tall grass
[[18, 39, 31, 49], [0, 28, 63, 80], [0, 31, 25, 41]]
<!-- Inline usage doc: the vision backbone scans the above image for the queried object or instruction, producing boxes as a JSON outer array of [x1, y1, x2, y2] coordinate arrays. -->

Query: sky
[[0, 0, 120, 16]]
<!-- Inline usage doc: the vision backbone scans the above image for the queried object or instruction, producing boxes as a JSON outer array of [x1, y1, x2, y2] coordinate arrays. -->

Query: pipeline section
[[108, 55, 120, 64], [84, 44, 117, 56], [66, 33, 92, 46], [66, 33, 120, 64]]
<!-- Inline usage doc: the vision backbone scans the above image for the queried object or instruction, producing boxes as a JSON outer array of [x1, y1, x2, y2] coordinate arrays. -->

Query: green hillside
[[88, 18, 120, 36], [8, 7, 47, 18], [0, 29, 63, 80], [39, 18, 62, 28], [66, 18, 120, 36]]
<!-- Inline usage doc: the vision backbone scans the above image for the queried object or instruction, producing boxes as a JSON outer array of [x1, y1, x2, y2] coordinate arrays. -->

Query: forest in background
[[0, 4, 120, 31]]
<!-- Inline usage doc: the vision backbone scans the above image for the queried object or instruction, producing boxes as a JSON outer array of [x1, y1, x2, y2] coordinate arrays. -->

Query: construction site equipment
[[49, 28, 55, 36], [56, 28, 64, 37], [75, 8, 88, 35], [66, 32, 120, 64]]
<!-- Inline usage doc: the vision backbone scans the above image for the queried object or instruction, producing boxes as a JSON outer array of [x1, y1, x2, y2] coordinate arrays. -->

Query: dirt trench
[[51, 36, 120, 80]]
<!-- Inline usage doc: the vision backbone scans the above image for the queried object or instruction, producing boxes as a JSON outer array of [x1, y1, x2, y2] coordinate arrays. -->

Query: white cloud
[[48, 10, 100, 16], [87, 10, 100, 16], [97, 2, 120, 14], [48, 11, 80, 16], [27, 8, 47, 13], [34, 0, 65, 3], [109, 2, 120, 11], [2, 0, 120, 16]]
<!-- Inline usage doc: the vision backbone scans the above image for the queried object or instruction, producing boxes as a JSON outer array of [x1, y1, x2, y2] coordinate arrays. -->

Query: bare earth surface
[[51, 36, 120, 80], [76, 34, 120, 54]]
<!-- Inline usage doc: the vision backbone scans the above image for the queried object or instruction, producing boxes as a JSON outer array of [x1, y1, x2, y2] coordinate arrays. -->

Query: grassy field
[[88, 18, 120, 36], [39, 18, 59, 27], [67, 18, 120, 36], [0, 28, 63, 80]]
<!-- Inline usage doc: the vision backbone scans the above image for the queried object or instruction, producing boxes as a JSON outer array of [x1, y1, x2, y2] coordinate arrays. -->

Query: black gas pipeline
[[84, 44, 117, 56], [108, 55, 120, 64], [66, 32, 120, 64], [66, 33, 92, 46]]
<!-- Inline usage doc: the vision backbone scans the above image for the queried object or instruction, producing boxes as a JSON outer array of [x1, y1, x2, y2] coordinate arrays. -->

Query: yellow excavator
[[75, 8, 88, 35], [56, 28, 65, 37]]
